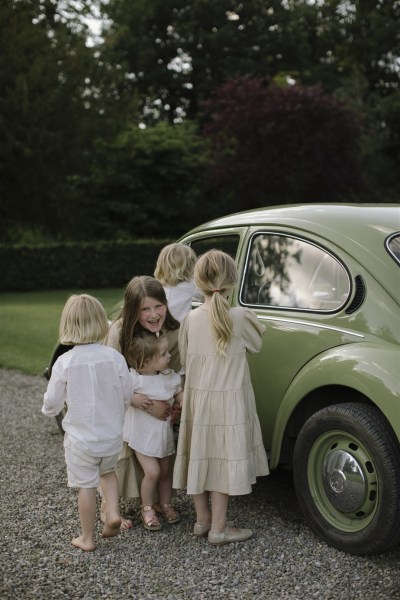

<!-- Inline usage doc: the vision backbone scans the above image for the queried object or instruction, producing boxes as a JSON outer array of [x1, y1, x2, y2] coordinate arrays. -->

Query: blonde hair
[[126, 331, 167, 371], [154, 243, 197, 286], [59, 294, 109, 345], [194, 250, 238, 356]]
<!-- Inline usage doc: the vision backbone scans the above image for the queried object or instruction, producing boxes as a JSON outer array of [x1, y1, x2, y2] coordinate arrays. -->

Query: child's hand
[[152, 400, 171, 421], [133, 393, 153, 413], [171, 403, 182, 425]]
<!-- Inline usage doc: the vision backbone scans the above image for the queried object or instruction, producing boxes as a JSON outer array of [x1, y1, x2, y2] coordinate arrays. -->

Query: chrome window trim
[[385, 232, 400, 266], [239, 230, 352, 314], [256, 314, 365, 338]]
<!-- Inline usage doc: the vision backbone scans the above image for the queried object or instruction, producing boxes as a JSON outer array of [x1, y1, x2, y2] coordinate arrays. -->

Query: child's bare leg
[[100, 480, 133, 531], [210, 491, 229, 533], [135, 452, 160, 506], [157, 456, 173, 505], [100, 472, 122, 538], [135, 452, 162, 528], [157, 456, 180, 523], [193, 491, 211, 528], [72, 488, 97, 551]]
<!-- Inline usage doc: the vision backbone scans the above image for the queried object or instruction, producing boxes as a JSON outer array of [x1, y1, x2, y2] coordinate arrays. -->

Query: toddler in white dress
[[124, 331, 183, 530]]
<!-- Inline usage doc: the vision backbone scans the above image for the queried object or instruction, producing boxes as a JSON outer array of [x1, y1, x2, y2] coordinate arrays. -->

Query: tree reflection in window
[[241, 234, 350, 311]]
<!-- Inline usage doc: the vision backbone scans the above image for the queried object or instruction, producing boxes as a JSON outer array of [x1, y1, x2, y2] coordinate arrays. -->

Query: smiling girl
[[103, 276, 181, 526]]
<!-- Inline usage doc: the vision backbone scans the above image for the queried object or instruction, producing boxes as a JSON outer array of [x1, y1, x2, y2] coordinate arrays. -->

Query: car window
[[188, 235, 240, 260], [240, 233, 350, 311], [386, 233, 400, 265]]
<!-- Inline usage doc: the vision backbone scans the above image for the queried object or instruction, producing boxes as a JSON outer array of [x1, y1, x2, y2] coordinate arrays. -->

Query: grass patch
[[0, 288, 124, 376]]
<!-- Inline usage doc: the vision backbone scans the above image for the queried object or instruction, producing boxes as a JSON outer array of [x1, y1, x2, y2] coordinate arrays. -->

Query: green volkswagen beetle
[[177, 203, 400, 555]]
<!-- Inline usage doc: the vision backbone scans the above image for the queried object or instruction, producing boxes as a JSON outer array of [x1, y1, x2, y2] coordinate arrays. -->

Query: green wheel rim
[[307, 430, 378, 532]]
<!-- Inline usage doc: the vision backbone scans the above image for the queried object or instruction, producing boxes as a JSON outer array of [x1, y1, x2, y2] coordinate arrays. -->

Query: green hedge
[[0, 240, 173, 292]]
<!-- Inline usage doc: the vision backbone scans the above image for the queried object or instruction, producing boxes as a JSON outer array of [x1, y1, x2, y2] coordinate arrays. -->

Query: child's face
[[149, 340, 171, 372], [139, 296, 167, 333]]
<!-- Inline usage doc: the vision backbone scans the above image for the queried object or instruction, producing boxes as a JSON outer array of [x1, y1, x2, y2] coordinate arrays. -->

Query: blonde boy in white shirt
[[42, 294, 133, 551]]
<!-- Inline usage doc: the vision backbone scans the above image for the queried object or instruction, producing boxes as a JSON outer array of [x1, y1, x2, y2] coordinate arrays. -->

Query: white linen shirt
[[164, 280, 202, 322], [42, 343, 133, 456]]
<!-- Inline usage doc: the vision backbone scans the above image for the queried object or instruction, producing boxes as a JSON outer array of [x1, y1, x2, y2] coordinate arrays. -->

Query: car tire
[[293, 402, 400, 554]]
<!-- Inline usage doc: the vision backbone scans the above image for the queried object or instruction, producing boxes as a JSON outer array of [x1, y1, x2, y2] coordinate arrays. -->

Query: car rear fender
[[269, 343, 400, 468]]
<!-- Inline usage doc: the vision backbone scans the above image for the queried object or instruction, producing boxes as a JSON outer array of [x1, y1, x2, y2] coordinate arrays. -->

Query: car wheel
[[293, 402, 400, 554]]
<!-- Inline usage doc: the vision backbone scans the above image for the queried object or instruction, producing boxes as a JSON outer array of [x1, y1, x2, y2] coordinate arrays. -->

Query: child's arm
[[42, 365, 67, 418], [174, 389, 183, 408]]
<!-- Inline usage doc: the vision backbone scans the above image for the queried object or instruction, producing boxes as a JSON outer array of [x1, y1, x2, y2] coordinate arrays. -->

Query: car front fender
[[269, 342, 400, 468]]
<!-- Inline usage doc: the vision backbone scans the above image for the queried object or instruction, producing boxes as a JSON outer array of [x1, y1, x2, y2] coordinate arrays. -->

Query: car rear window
[[240, 233, 350, 312]]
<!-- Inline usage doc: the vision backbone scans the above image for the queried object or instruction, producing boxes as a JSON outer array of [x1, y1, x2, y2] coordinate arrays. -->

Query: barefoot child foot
[[121, 517, 133, 530], [71, 535, 96, 552], [100, 498, 132, 531], [101, 513, 122, 538]]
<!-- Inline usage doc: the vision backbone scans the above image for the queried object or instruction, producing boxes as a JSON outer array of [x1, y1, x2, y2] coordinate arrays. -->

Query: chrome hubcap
[[322, 450, 366, 512]]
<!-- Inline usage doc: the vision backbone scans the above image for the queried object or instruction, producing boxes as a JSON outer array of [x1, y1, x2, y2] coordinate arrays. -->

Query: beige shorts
[[64, 446, 119, 488]]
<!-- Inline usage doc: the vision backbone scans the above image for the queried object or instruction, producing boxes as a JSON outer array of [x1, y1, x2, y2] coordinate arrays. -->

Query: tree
[[99, 0, 399, 202], [0, 0, 115, 241], [203, 78, 363, 209], [68, 120, 213, 240]]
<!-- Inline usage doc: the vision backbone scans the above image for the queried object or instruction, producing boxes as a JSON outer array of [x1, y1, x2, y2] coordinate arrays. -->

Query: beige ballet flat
[[208, 526, 252, 546], [193, 520, 235, 537]]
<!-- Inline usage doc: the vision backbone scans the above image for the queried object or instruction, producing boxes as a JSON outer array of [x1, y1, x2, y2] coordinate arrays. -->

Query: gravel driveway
[[1, 368, 399, 599]]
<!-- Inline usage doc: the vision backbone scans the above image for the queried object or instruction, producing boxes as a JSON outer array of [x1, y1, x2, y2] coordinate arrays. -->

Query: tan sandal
[[159, 502, 180, 524], [140, 505, 162, 531]]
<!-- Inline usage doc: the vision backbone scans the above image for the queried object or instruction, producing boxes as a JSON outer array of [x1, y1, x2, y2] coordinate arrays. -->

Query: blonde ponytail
[[194, 250, 238, 356]]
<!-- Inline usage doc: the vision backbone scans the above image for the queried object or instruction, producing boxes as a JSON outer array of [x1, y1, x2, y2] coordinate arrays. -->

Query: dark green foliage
[[68, 121, 215, 240], [0, 0, 398, 250], [0, 0, 110, 240], [203, 80, 363, 208], [0, 240, 173, 292]]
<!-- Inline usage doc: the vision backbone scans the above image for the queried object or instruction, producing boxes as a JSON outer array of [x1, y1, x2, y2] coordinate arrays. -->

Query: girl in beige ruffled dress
[[173, 250, 269, 546]]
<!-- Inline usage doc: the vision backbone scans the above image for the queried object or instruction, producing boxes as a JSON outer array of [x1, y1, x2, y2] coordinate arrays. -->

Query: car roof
[[190, 204, 398, 235], [182, 204, 400, 300]]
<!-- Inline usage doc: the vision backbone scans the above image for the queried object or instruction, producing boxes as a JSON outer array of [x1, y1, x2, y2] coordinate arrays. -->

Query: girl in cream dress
[[173, 250, 269, 546]]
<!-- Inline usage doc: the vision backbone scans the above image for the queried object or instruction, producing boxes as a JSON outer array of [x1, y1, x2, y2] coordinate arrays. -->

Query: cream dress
[[173, 306, 269, 496]]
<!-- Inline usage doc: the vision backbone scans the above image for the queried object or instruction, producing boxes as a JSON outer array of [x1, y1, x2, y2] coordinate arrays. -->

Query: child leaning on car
[[154, 242, 202, 323], [41, 294, 134, 552]]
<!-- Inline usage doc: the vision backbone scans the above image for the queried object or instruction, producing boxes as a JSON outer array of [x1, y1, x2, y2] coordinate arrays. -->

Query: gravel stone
[[1, 368, 399, 599]]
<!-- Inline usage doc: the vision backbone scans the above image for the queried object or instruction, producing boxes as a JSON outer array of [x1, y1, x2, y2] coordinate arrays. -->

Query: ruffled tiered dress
[[173, 306, 269, 496]]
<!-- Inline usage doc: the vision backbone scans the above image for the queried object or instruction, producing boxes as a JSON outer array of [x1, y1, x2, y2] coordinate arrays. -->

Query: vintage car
[[45, 203, 400, 555], [176, 203, 400, 555]]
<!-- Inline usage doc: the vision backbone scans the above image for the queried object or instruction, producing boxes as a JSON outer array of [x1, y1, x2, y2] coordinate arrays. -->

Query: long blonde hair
[[154, 243, 197, 286], [194, 250, 238, 356], [59, 294, 109, 345]]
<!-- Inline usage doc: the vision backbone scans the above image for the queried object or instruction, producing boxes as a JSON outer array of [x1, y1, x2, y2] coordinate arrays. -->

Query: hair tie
[[212, 289, 220, 293]]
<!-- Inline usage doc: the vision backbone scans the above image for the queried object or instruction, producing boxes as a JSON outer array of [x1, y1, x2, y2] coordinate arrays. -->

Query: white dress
[[123, 370, 182, 458]]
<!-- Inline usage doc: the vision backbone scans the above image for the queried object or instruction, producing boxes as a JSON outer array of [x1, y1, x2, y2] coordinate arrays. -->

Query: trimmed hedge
[[0, 240, 174, 292]]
